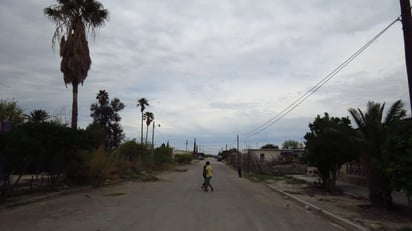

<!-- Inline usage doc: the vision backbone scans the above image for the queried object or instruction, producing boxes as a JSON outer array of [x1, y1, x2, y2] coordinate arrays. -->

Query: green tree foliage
[[85, 123, 106, 148], [0, 122, 95, 198], [90, 90, 125, 150], [349, 100, 406, 208], [44, 0, 109, 129], [282, 140, 301, 149], [137, 98, 149, 144], [219, 148, 238, 160], [0, 99, 24, 127], [144, 111, 154, 144], [303, 113, 360, 192], [384, 118, 412, 207], [261, 144, 279, 149], [154, 144, 173, 164], [117, 140, 148, 161], [24, 109, 50, 123], [174, 154, 193, 164]]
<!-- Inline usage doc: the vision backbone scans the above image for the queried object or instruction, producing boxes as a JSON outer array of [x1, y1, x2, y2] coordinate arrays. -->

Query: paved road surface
[[0, 159, 343, 231]]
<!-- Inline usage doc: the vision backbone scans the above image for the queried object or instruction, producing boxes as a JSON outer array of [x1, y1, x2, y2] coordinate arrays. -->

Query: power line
[[247, 16, 400, 137]]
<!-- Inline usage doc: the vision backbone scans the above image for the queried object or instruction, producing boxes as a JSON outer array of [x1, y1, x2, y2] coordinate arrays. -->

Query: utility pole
[[150, 121, 160, 161], [237, 134, 242, 177], [400, 0, 412, 113], [193, 138, 197, 158], [151, 121, 155, 161]]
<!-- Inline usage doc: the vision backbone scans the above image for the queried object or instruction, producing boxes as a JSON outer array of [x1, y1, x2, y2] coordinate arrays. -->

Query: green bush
[[174, 154, 193, 164]]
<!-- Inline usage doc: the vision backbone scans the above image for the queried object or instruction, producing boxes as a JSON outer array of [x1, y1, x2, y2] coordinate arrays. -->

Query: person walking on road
[[204, 161, 214, 192], [201, 162, 207, 191]]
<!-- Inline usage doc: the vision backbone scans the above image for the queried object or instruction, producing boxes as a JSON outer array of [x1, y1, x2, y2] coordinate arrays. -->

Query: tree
[[260, 144, 279, 149], [24, 109, 50, 123], [144, 111, 154, 144], [137, 98, 149, 144], [44, 0, 109, 129], [0, 99, 24, 128], [303, 113, 359, 192], [282, 140, 301, 149], [348, 100, 406, 208], [0, 122, 94, 198], [90, 90, 125, 150], [384, 118, 412, 208], [154, 144, 173, 164]]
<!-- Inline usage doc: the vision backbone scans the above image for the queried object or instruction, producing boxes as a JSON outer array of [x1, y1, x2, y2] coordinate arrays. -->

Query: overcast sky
[[0, 1, 410, 154]]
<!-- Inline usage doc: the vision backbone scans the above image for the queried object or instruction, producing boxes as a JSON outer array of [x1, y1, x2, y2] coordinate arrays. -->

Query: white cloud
[[0, 0, 410, 154]]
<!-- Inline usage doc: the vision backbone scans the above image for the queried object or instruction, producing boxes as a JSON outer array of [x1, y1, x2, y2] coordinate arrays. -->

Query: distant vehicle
[[217, 155, 223, 161]]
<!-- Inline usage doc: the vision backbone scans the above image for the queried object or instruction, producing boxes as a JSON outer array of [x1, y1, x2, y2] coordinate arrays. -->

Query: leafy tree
[[384, 118, 412, 208], [118, 140, 141, 161], [24, 109, 50, 123], [261, 144, 279, 149], [0, 122, 94, 198], [84, 123, 106, 149], [90, 90, 125, 150], [137, 98, 149, 144], [144, 111, 154, 144], [348, 100, 406, 208], [0, 99, 24, 128], [220, 148, 238, 160], [303, 113, 359, 192], [282, 140, 301, 149], [44, 0, 109, 129]]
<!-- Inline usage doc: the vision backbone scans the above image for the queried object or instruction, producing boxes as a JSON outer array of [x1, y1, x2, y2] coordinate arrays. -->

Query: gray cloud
[[0, 0, 410, 154]]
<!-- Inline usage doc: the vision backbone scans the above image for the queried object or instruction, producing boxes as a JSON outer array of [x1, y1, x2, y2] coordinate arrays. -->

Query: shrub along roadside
[[0, 123, 176, 201], [174, 154, 193, 164]]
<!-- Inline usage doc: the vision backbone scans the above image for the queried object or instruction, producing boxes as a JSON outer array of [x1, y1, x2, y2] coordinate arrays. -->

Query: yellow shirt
[[205, 165, 213, 177]]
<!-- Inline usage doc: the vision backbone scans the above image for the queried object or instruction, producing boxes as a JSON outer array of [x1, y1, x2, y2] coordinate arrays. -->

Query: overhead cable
[[247, 17, 400, 137]]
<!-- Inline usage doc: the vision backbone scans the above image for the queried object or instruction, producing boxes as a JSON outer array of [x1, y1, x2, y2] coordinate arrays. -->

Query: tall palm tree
[[348, 100, 406, 208], [44, 0, 109, 129], [144, 112, 154, 144], [137, 98, 149, 144], [24, 109, 50, 123]]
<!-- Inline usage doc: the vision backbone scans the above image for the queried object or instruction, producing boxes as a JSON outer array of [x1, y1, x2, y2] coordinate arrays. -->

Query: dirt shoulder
[[261, 176, 412, 231]]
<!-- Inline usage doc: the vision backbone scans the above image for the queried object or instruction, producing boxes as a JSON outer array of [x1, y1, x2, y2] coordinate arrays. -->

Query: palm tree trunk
[[368, 167, 393, 208], [71, 81, 78, 129], [141, 112, 144, 144], [145, 124, 149, 144]]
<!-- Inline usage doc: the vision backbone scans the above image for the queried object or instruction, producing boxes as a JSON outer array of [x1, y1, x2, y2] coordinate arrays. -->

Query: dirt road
[[0, 159, 344, 231]]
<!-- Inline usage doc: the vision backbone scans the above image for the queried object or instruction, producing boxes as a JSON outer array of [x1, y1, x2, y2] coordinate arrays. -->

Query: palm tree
[[44, 0, 109, 129], [137, 98, 149, 144], [24, 109, 50, 123], [348, 100, 406, 208], [144, 112, 154, 144]]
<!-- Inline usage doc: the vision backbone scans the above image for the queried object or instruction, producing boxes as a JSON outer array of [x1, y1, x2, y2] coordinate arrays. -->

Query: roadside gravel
[[263, 177, 412, 231]]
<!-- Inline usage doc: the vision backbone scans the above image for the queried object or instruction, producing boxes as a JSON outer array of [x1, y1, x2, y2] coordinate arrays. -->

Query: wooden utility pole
[[400, 0, 412, 113]]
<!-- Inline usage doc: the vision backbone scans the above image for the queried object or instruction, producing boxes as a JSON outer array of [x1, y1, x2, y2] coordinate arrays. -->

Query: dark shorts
[[205, 176, 212, 184]]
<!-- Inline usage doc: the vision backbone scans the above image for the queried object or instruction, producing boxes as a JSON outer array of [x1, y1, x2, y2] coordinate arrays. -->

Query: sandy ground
[[265, 177, 412, 231]]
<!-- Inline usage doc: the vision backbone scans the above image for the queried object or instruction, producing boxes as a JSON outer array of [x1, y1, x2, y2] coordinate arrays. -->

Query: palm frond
[[348, 108, 364, 128], [384, 100, 406, 125]]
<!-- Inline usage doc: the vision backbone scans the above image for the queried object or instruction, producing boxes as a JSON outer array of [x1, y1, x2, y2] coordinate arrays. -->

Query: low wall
[[261, 164, 306, 176]]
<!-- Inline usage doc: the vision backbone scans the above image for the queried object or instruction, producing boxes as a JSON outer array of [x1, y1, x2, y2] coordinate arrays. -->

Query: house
[[244, 148, 304, 164], [245, 149, 281, 162]]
